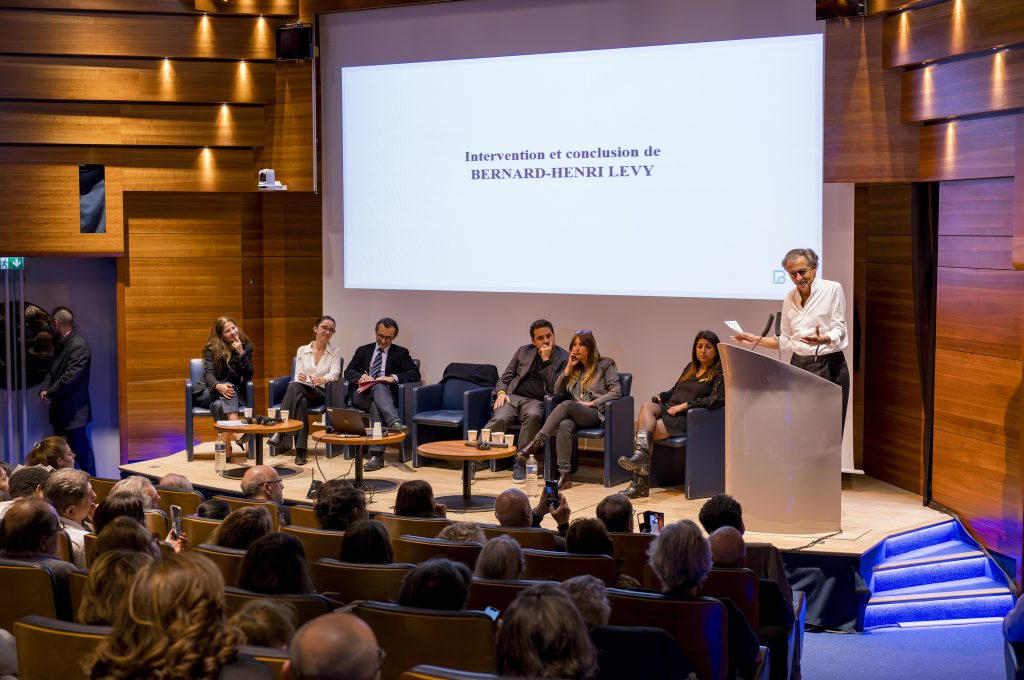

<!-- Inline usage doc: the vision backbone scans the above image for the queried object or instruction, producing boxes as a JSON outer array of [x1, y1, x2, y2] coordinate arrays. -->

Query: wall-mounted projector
[[258, 168, 287, 191]]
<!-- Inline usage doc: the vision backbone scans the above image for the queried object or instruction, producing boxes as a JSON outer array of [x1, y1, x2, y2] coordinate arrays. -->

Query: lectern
[[718, 344, 841, 534]]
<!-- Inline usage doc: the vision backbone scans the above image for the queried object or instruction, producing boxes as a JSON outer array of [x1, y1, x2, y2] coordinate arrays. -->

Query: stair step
[[883, 521, 958, 558], [873, 550, 983, 572], [869, 585, 1009, 605], [878, 539, 976, 565], [864, 592, 1014, 628], [871, 575, 1004, 599], [872, 557, 990, 592]]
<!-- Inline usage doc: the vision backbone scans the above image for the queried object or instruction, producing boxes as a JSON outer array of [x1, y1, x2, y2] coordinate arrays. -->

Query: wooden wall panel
[[824, 16, 919, 183], [939, 177, 1014, 235], [935, 266, 1024, 358], [882, 0, 1024, 68], [934, 349, 1022, 447], [0, 57, 275, 104], [121, 148, 255, 192], [902, 50, 1024, 122], [0, 11, 284, 61], [257, 62, 315, 191], [0, 1, 297, 16], [867, 0, 930, 14], [1016, 117, 1024, 270], [919, 116, 1016, 181], [862, 407, 924, 493], [0, 102, 264, 148]]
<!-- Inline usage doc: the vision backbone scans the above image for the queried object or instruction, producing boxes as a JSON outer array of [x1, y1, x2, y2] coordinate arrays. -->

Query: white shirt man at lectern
[[732, 248, 849, 431]]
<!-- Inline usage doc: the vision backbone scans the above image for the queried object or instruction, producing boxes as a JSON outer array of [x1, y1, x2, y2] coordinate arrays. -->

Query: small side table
[[311, 430, 406, 493], [213, 419, 303, 479], [417, 440, 517, 512]]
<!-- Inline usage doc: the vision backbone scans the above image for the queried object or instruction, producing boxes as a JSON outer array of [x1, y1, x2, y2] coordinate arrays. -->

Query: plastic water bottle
[[526, 453, 539, 498], [214, 434, 227, 474]]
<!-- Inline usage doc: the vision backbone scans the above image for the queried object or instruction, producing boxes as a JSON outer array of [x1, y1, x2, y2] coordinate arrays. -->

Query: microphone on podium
[[775, 311, 783, 359], [750, 314, 775, 352]]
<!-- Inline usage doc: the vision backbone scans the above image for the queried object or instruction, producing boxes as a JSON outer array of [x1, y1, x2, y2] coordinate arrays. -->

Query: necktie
[[370, 349, 383, 378]]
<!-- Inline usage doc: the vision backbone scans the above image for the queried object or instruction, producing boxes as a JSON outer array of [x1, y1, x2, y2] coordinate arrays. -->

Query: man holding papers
[[344, 317, 421, 471]]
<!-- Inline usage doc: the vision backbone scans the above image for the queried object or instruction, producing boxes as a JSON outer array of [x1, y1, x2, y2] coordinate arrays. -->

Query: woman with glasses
[[268, 315, 343, 465], [197, 316, 254, 455], [618, 330, 724, 499], [516, 330, 621, 490]]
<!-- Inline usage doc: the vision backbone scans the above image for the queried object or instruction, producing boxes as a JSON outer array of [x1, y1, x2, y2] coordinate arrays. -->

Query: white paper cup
[[280, 409, 289, 421], [467, 430, 478, 442], [243, 408, 253, 419], [492, 431, 505, 443], [481, 428, 491, 443], [503, 433, 515, 447]]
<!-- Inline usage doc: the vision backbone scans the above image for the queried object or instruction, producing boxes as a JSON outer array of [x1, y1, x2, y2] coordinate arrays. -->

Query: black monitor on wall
[[277, 24, 313, 61]]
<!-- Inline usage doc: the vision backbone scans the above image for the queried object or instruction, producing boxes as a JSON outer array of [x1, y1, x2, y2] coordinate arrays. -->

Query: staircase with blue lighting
[[862, 520, 1015, 628]]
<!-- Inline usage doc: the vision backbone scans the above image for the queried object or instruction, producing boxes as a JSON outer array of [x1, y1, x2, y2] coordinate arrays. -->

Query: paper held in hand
[[357, 378, 390, 394], [724, 320, 743, 334]]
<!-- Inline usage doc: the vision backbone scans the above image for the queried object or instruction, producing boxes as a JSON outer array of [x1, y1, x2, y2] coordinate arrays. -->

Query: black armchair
[[184, 357, 254, 462], [542, 372, 634, 487], [411, 363, 498, 468], [649, 406, 725, 499]]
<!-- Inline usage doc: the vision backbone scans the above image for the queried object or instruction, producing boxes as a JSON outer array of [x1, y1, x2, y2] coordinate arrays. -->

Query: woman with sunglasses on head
[[516, 330, 621, 490], [268, 316, 343, 466], [196, 316, 254, 455], [618, 330, 724, 499]]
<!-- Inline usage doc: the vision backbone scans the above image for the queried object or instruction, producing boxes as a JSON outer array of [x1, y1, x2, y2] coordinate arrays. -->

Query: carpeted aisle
[[800, 622, 1004, 680]]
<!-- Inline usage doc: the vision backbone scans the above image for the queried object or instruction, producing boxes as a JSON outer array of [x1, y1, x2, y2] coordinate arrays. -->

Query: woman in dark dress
[[618, 330, 724, 498]]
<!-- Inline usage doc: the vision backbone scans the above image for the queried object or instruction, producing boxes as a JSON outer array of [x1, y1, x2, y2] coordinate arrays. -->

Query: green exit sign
[[0, 257, 25, 270]]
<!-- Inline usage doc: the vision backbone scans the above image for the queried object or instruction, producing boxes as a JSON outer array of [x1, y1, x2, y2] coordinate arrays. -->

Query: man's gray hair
[[110, 475, 154, 499], [44, 468, 89, 517], [560, 574, 611, 626], [781, 248, 819, 269], [648, 519, 712, 592]]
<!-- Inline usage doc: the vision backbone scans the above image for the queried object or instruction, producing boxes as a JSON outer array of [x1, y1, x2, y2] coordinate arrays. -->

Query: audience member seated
[[86, 552, 274, 680], [0, 461, 11, 501], [0, 465, 50, 521], [649, 519, 760, 680], [474, 535, 525, 580], [93, 516, 161, 559], [496, 582, 598, 679], [229, 599, 297, 649], [109, 475, 162, 510], [267, 315, 343, 466], [710, 526, 793, 680], [337, 519, 393, 564], [0, 629, 14, 679], [78, 549, 155, 624], [313, 479, 366, 531], [197, 498, 231, 520], [437, 521, 485, 544], [618, 330, 724, 498], [516, 330, 622, 490], [241, 465, 291, 525], [44, 468, 96, 567], [92, 493, 146, 534], [494, 487, 571, 550], [210, 506, 274, 550], [0, 499, 64, 560], [565, 518, 641, 590], [285, 612, 383, 680], [596, 493, 634, 533], [394, 479, 446, 518], [699, 493, 792, 602], [560, 575, 694, 680], [395, 557, 472, 611], [1005, 592, 1024, 642], [25, 435, 77, 470], [238, 533, 315, 595], [158, 473, 196, 492]]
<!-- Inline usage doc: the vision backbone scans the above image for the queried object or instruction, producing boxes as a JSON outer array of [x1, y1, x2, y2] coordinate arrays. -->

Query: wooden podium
[[718, 344, 842, 534]]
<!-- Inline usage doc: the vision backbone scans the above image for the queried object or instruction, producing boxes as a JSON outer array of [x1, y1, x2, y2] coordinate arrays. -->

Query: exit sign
[[0, 257, 25, 270]]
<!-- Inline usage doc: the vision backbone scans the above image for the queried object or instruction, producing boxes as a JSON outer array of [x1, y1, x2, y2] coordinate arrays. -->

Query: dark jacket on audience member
[[589, 624, 694, 680]]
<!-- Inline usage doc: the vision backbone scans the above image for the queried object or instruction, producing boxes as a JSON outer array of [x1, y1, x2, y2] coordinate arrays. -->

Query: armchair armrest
[[412, 383, 443, 415], [399, 380, 422, 423], [603, 395, 634, 486], [326, 379, 346, 409], [464, 387, 494, 435], [245, 381, 255, 409], [543, 393, 568, 417], [268, 375, 290, 409]]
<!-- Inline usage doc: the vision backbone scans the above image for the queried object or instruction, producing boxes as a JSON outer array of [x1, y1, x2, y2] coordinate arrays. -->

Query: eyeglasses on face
[[376, 333, 395, 342], [318, 326, 337, 334]]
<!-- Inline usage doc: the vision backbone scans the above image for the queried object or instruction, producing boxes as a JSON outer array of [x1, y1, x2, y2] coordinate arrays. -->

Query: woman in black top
[[196, 316, 254, 453], [618, 330, 724, 498]]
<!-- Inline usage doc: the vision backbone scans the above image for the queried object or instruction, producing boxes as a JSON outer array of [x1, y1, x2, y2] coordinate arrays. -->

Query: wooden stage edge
[[121, 442, 949, 557]]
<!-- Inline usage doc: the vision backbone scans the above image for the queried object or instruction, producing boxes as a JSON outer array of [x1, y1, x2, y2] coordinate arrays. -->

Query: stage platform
[[121, 442, 949, 557]]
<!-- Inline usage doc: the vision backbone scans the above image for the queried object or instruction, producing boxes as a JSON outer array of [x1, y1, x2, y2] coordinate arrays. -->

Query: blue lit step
[[871, 555, 990, 592], [881, 521, 959, 559], [876, 539, 977, 565], [864, 591, 1014, 628], [870, 575, 1005, 599]]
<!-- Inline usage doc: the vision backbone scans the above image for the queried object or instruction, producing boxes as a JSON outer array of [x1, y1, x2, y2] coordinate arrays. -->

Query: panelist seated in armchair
[[516, 330, 621, 490], [618, 330, 724, 499], [483, 319, 569, 482], [344, 317, 421, 472], [196, 316, 254, 453], [269, 315, 343, 465]]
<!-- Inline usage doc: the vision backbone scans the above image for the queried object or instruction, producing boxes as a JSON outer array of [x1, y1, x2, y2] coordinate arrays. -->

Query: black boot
[[515, 433, 547, 464], [623, 471, 649, 499], [557, 472, 573, 490], [618, 431, 652, 473]]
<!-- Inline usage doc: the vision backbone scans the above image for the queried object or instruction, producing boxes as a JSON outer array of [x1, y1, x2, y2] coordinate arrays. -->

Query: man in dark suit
[[344, 317, 421, 471], [484, 319, 568, 481], [39, 306, 95, 475]]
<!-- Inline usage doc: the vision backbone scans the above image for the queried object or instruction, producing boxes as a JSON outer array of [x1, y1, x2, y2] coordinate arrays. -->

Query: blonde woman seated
[[618, 330, 724, 499], [268, 316, 342, 466], [516, 330, 622, 490]]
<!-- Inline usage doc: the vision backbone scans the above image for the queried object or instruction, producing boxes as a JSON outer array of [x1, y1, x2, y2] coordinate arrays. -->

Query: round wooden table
[[213, 419, 304, 479], [311, 430, 406, 493], [417, 440, 518, 512]]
